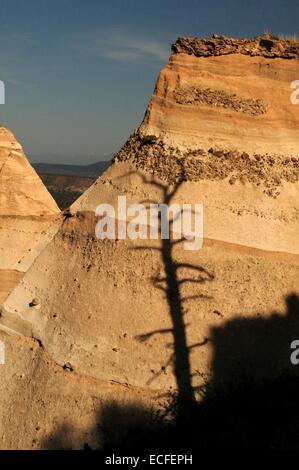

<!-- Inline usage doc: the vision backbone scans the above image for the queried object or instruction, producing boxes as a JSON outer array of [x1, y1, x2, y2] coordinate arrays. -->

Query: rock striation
[[114, 133, 298, 197]]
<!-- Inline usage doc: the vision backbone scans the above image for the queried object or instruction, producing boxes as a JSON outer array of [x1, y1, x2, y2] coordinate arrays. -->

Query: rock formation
[[0, 128, 59, 217], [0, 127, 60, 304], [0, 34, 298, 448]]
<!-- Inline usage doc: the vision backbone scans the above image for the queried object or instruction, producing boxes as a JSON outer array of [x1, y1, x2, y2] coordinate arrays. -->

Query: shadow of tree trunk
[[161, 234, 195, 407], [132, 166, 214, 419]]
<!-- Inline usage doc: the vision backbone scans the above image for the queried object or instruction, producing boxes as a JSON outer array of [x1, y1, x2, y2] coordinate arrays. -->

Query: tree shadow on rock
[[129, 167, 214, 418], [40, 293, 299, 451], [41, 160, 299, 450]]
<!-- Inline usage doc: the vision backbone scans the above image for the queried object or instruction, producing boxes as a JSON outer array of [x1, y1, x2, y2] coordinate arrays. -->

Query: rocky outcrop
[[114, 133, 298, 197], [172, 34, 299, 59]]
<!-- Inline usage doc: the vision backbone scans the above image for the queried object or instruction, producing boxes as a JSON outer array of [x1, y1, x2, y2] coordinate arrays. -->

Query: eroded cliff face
[[139, 35, 299, 157], [1, 36, 299, 449], [110, 33, 299, 253]]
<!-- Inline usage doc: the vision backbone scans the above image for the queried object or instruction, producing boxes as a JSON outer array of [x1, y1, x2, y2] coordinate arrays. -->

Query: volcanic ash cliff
[[0, 35, 298, 449]]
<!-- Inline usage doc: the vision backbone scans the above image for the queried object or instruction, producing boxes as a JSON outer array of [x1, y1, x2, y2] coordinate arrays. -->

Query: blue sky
[[0, 0, 298, 163]]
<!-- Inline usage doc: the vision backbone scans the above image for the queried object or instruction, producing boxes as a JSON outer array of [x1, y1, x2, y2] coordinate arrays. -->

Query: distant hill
[[38, 174, 96, 210], [32, 159, 111, 209], [33, 160, 111, 178]]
